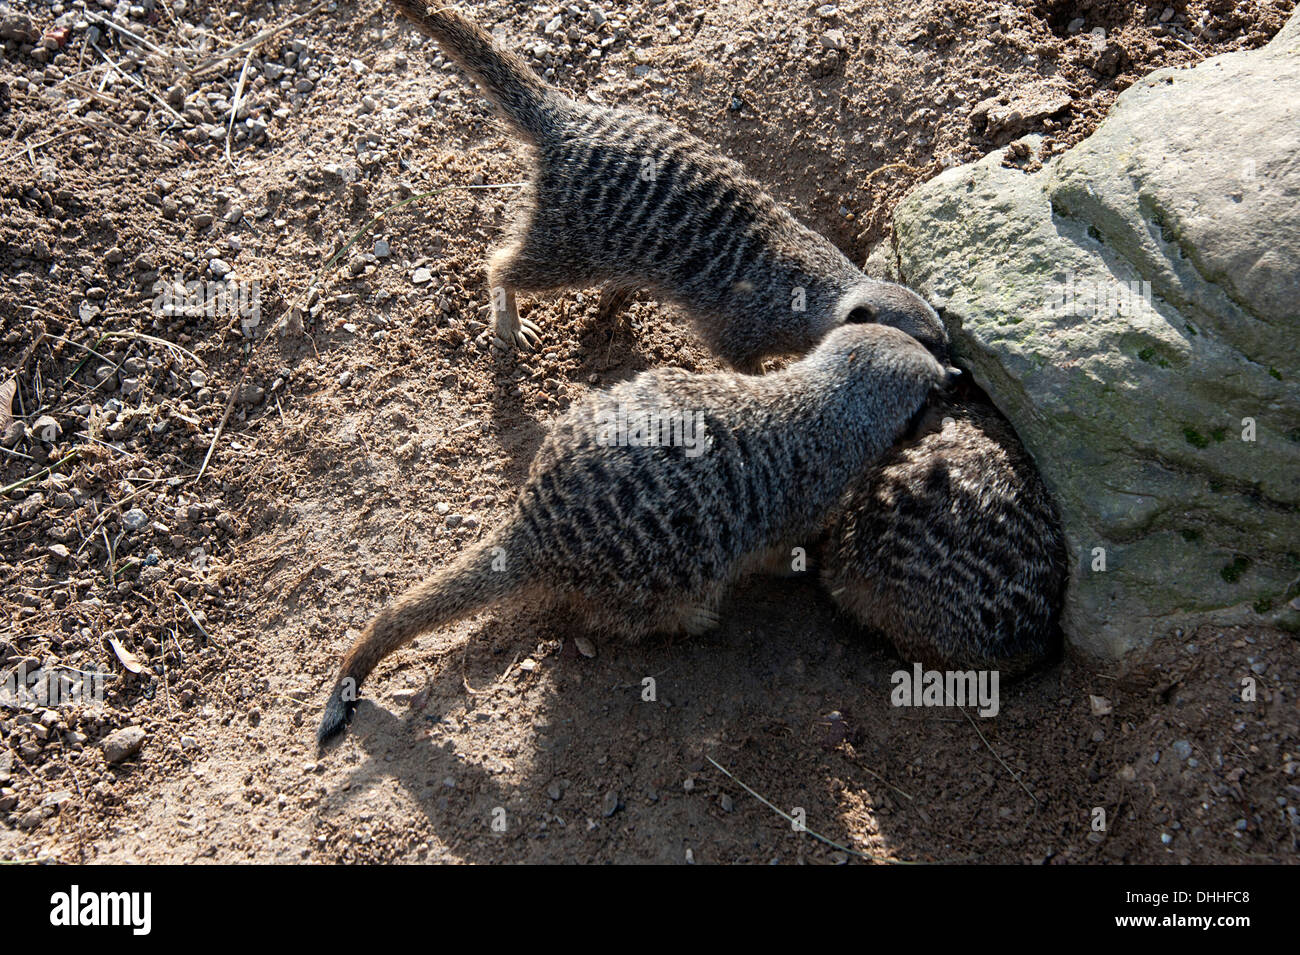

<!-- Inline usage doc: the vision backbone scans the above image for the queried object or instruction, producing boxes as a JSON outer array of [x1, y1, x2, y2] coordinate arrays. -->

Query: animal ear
[[845, 304, 877, 324]]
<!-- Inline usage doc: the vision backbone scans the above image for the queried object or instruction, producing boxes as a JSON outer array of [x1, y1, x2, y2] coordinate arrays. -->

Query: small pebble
[[821, 30, 846, 51], [100, 726, 147, 763]]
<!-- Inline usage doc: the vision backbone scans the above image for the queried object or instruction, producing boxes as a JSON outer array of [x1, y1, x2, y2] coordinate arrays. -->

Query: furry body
[[390, 2, 948, 369], [821, 396, 1067, 676], [318, 324, 948, 743]]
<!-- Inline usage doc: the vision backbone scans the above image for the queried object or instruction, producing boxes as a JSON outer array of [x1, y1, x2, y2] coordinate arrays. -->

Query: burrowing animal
[[820, 392, 1067, 677], [389, 3, 948, 370], [317, 323, 951, 744]]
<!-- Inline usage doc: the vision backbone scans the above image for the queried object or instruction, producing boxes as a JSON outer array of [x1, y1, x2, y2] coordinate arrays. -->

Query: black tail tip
[[316, 689, 357, 749]]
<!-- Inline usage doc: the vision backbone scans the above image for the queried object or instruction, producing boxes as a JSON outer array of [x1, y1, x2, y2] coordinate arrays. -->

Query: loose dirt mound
[[1, 0, 1295, 862]]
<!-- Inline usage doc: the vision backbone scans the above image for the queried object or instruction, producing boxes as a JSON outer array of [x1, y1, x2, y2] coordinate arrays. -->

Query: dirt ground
[[2, 0, 1297, 863]]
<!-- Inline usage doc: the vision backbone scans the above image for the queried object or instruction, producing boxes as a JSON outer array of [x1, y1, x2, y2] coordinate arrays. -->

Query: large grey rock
[[880, 15, 1300, 658]]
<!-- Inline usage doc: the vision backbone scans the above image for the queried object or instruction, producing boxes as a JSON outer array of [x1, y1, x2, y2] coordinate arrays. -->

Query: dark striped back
[[512, 326, 944, 616], [822, 398, 1066, 675]]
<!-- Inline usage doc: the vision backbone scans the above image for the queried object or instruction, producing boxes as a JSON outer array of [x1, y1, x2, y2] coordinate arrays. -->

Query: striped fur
[[820, 396, 1067, 677], [390, 3, 948, 369], [318, 324, 948, 744]]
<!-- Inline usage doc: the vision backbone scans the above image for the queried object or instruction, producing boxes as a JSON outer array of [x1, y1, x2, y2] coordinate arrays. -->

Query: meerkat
[[389, 2, 948, 370], [317, 324, 952, 744], [819, 391, 1067, 677]]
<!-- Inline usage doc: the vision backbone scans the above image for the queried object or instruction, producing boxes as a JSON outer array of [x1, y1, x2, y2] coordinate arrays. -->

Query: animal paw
[[683, 604, 721, 636], [492, 317, 542, 352], [514, 316, 542, 350]]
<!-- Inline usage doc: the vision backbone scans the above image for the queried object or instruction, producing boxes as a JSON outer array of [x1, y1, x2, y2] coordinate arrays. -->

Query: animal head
[[836, 280, 951, 364], [807, 322, 954, 393], [805, 324, 961, 460]]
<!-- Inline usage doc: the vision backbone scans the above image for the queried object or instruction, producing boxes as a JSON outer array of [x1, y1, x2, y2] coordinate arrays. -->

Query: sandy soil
[[1, 0, 1297, 863]]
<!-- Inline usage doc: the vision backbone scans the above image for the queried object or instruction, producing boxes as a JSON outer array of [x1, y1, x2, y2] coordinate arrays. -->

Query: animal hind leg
[[489, 209, 611, 351], [661, 588, 725, 637], [596, 281, 638, 325], [487, 243, 542, 352], [577, 590, 722, 639]]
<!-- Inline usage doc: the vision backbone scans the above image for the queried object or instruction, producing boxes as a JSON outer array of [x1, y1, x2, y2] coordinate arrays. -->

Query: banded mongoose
[[820, 394, 1067, 677], [317, 324, 952, 744], [390, 2, 948, 370]]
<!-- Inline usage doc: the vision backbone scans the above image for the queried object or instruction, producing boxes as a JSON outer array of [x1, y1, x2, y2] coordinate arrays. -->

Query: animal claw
[[683, 605, 721, 636], [515, 317, 542, 350]]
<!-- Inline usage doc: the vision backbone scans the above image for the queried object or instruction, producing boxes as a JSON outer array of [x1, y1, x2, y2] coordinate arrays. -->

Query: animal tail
[[317, 532, 524, 746], [389, 2, 559, 138]]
